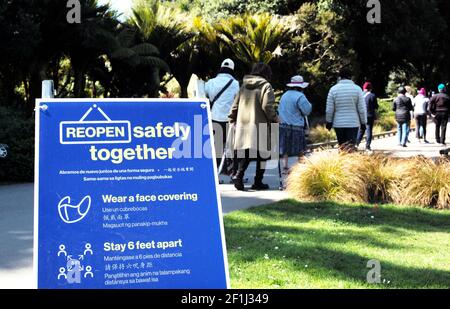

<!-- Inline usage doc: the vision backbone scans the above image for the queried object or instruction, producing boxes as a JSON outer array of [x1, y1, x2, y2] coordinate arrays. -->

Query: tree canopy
[[1, 0, 449, 115]]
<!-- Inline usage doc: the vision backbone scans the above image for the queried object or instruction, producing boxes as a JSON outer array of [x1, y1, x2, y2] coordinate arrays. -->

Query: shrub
[[0, 105, 34, 183], [357, 154, 398, 203], [286, 152, 367, 203], [377, 98, 395, 118], [376, 115, 397, 132], [390, 157, 450, 209], [287, 152, 450, 209], [309, 125, 336, 144]]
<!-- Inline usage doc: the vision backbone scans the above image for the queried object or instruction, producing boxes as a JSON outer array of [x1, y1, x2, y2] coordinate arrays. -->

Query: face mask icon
[[58, 196, 91, 224]]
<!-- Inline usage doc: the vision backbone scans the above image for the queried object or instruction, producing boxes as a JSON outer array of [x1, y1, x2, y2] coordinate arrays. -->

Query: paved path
[[0, 120, 447, 288], [358, 121, 448, 158], [0, 183, 34, 288]]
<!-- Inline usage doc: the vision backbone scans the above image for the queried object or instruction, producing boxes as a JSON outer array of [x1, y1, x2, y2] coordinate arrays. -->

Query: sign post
[[34, 99, 229, 289]]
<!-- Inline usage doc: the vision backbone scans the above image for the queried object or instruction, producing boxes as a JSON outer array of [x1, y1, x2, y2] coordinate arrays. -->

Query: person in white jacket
[[413, 88, 430, 143], [205, 59, 240, 168], [326, 68, 367, 152]]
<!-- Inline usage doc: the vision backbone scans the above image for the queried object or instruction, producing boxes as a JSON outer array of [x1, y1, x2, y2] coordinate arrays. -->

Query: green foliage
[[375, 99, 396, 131], [170, 0, 307, 21], [214, 13, 290, 70], [131, 0, 199, 97], [277, 2, 357, 113], [0, 106, 34, 183]]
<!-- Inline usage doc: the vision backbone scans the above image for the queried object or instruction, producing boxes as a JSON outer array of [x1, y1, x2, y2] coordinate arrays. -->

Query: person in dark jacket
[[429, 84, 450, 145], [357, 82, 378, 150], [393, 86, 414, 147]]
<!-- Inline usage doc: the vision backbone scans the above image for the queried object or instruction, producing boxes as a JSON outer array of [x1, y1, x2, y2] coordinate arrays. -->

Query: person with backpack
[[429, 83, 450, 145], [205, 59, 240, 168], [278, 75, 312, 173], [356, 82, 378, 151], [393, 86, 414, 147]]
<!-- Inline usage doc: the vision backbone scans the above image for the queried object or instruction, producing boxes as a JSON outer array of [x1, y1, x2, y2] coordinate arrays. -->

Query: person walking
[[393, 86, 414, 147], [326, 68, 367, 152], [278, 75, 312, 172], [413, 88, 430, 143], [429, 84, 450, 145], [205, 59, 240, 168], [228, 63, 278, 191], [405, 86, 415, 144], [356, 82, 378, 151]]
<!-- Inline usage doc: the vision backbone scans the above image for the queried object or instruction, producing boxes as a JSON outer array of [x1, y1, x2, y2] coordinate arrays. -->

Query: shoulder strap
[[211, 79, 234, 107]]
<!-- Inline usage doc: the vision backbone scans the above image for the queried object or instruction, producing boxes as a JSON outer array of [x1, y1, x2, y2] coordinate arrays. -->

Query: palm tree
[[63, 0, 119, 97], [130, 0, 197, 97], [214, 13, 290, 70], [108, 26, 169, 97]]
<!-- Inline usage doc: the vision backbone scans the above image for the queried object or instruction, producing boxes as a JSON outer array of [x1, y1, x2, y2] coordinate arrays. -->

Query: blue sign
[[34, 99, 229, 289]]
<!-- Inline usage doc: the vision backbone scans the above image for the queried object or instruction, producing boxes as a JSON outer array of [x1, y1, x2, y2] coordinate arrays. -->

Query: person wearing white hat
[[278, 75, 312, 171], [205, 59, 240, 169]]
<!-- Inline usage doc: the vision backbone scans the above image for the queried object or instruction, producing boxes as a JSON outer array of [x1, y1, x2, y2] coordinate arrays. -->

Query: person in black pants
[[357, 82, 378, 150], [393, 87, 414, 147], [228, 63, 279, 191], [429, 84, 450, 145]]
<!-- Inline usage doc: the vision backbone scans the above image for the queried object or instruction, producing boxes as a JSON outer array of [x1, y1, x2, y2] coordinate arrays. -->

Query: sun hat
[[221, 59, 235, 71], [287, 75, 309, 88]]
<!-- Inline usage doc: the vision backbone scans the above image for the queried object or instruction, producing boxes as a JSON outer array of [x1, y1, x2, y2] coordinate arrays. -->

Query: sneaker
[[402, 144, 408, 148], [251, 183, 270, 190], [424, 140, 430, 144]]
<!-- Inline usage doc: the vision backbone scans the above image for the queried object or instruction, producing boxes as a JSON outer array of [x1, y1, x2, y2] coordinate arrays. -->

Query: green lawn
[[224, 200, 450, 288]]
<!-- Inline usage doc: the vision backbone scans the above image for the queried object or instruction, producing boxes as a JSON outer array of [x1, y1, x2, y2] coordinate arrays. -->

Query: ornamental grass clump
[[286, 152, 367, 203], [390, 157, 450, 209], [309, 125, 337, 144], [356, 154, 399, 203]]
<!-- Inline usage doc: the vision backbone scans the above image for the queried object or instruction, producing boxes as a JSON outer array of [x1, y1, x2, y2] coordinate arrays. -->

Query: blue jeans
[[357, 116, 375, 148], [397, 122, 410, 145]]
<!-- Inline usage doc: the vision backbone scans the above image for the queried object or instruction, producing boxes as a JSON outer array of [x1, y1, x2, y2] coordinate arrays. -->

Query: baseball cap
[[221, 59, 235, 71]]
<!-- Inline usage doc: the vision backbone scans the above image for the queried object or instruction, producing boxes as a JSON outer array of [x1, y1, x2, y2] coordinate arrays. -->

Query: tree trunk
[[74, 68, 86, 98], [28, 71, 42, 116], [180, 85, 188, 99]]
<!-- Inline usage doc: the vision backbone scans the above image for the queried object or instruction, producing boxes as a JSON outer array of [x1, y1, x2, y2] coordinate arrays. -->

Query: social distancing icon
[[57, 244, 94, 284]]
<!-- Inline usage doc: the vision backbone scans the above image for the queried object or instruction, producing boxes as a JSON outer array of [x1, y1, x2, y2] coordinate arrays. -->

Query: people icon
[[84, 243, 93, 256], [57, 244, 67, 257], [66, 258, 82, 284], [58, 267, 67, 280], [84, 266, 94, 278]]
